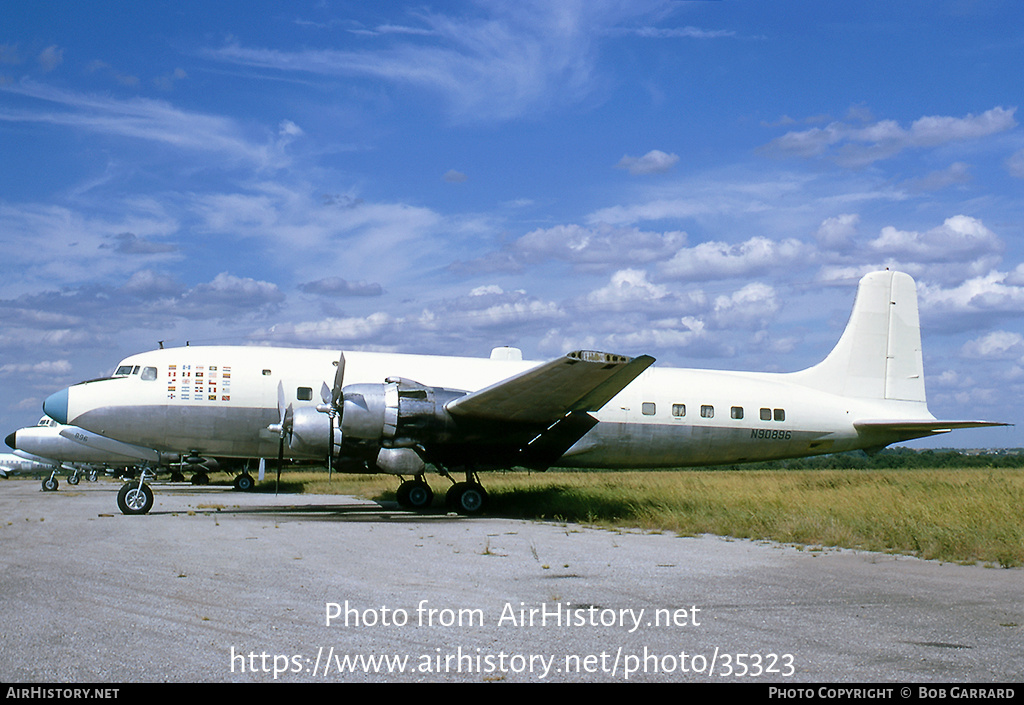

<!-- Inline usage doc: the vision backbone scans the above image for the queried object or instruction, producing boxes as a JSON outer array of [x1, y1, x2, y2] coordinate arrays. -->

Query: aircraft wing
[[446, 350, 655, 424], [58, 427, 163, 462]]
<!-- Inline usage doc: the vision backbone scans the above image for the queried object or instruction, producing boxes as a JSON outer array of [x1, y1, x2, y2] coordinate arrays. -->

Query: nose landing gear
[[117, 469, 156, 515]]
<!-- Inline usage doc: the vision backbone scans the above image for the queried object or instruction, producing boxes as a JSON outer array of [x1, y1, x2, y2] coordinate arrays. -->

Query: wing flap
[[446, 350, 654, 424]]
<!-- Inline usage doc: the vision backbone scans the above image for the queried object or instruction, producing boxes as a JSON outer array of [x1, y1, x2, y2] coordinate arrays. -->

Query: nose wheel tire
[[42, 477, 59, 492], [117, 482, 154, 515]]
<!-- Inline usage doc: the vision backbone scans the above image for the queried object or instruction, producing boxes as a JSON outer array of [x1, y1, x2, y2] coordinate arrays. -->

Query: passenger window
[[297, 387, 313, 401], [141, 367, 157, 381], [774, 408, 786, 422], [641, 402, 656, 416], [731, 406, 744, 420], [760, 408, 772, 421], [262, 369, 272, 376], [671, 404, 686, 417], [701, 405, 714, 418]]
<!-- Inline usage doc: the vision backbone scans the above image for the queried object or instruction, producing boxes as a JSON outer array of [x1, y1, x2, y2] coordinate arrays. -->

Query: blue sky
[[2, 1, 1022, 449]]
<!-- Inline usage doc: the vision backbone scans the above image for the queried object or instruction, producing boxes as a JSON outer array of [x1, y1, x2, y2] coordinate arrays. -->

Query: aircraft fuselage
[[43, 345, 932, 469]]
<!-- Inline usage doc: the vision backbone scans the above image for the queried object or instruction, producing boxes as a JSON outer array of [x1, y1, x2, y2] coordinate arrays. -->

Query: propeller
[[268, 381, 293, 495], [317, 352, 346, 480]]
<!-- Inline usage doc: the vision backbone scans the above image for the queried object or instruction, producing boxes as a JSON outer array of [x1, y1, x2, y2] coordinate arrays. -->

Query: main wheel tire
[[67, 473, 80, 485], [117, 482, 154, 515], [396, 481, 411, 507], [405, 481, 433, 510], [446, 482, 487, 515], [397, 480, 434, 509]]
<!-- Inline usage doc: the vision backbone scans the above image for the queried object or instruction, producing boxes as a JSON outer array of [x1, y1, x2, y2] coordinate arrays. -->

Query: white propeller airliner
[[41, 270, 1005, 515], [5, 416, 180, 493], [0, 450, 59, 481]]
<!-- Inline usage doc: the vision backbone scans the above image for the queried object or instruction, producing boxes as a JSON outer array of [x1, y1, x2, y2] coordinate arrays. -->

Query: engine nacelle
[[288, 406, 339, 458], [342, 378, 465, 447], [375, 448, 426, 475], [286, 378, 465, 457]]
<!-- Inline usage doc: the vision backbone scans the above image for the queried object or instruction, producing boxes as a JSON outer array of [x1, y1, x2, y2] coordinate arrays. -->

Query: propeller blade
[[332, 352, 346, 409], [327, 415, 334, 480], [327, 352, 346, 480], [276, 434, 283, 496], [273, 382, 295, 495]]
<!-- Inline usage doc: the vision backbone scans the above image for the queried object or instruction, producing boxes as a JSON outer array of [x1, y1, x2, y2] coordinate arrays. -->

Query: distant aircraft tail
[[792, 270, 926, 403]]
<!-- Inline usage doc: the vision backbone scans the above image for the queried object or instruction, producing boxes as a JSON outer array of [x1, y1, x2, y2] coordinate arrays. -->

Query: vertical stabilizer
[[793, 271, 926, 402]]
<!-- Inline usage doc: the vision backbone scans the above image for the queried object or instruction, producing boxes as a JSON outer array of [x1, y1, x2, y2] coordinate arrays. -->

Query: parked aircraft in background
[[0, 451, 59, 481], [5, 417, 139, 490], [5, 416, 257, 501], [41, 271, 1006, 516]]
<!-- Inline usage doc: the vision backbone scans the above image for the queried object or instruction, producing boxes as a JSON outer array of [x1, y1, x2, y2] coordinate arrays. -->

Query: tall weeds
[[255, 468, 1024, 567]]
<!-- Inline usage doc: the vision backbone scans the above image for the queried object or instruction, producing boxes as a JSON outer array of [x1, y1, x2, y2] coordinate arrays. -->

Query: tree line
[[719, 447, 1024, 471]]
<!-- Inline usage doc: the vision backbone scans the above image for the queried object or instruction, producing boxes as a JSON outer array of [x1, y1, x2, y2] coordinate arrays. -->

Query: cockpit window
[[114, 365, 134, 377], [141, 367, 158, 381]]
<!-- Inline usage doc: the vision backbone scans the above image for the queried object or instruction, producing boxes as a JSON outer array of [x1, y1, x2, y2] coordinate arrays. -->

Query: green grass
[[243, 467, 1024, 567], [30, 454, 1021, 565]]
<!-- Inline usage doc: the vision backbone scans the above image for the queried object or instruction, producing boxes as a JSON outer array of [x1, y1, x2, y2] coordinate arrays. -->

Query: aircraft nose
[[43, 388, 69, 425], [4, 432, 15, 450]]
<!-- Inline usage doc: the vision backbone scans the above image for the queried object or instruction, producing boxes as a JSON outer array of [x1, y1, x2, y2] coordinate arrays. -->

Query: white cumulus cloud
[[615, 150, 679, 175]]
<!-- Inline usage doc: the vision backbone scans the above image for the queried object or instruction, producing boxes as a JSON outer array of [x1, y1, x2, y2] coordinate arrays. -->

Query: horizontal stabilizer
[[855, 419, 1011, 437], [447, 350, 655, 424]]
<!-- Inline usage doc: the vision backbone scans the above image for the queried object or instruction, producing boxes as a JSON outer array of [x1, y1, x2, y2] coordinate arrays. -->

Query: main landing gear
[[446, 480, 488, 515], [394, 470, 489, 515], [67, 468, 98, 485], [395, 477, 434, 510]]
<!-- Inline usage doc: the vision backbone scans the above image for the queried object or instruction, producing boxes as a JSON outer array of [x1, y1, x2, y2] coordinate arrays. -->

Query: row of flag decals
[[166, 364, 232, 401]]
